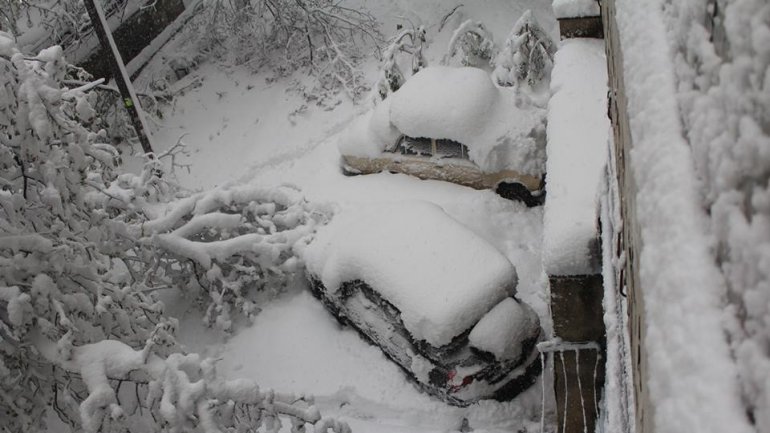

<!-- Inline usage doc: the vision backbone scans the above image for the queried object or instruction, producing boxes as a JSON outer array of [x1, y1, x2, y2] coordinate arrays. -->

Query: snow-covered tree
[[188, 0, 381, 103], [0, 33, 344, 433], [0, 0, 133, 48], [493, 10, 556, 94], [443, 19, 497, 68], [376, 24, 427, 99]]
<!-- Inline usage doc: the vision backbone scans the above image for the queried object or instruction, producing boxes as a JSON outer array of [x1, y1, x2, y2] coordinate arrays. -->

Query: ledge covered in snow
[[542, 38, 609, 276], [552, 0, 601, 19]]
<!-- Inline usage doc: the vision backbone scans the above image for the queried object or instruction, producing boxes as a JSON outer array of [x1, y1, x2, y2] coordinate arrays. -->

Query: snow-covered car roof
[[303, 201, 518, 347], [338, 66, 547, 176]]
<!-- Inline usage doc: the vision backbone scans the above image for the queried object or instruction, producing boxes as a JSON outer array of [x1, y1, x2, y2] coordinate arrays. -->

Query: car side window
[[395, 135, 470, 160]]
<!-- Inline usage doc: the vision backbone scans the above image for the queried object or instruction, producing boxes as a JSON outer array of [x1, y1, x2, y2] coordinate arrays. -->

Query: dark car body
[[307, 276, 542, 406]]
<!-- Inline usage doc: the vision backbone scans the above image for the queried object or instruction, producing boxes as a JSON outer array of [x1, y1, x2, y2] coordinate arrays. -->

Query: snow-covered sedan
[[303, 202, 542, 405], [338, 66, 547, 206]]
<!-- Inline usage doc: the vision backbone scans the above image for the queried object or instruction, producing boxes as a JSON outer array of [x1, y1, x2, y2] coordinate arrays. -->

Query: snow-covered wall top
[[552, 0, 600, 19], [339, 66, 547, 176], [542, 38, 609, 276], [303, 201, 517, 348], [614, 1, 754, 432]]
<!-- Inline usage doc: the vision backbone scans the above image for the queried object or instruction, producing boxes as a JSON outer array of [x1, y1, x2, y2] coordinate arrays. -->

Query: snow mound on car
[[468, 298, 539, 361], [338, 66, 547, 176], [390, 66, 498, 144], [392, 67, 546, 175], [303, 201, 517, 347], [338, 96, 400, 158]]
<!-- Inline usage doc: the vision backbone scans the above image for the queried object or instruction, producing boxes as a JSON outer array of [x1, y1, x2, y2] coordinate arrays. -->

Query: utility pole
[[83, 0, 155, 155]]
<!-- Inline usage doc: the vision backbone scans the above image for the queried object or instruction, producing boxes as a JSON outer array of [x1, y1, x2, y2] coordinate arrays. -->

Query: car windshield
[[394, 136, 470, 159]]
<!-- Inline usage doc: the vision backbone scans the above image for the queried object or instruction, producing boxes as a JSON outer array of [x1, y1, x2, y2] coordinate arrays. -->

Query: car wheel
[[341, 164, 362, 176], [495, 182, 545, 207]]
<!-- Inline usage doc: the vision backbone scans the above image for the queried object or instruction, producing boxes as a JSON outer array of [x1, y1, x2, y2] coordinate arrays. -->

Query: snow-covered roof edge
[[615, 1, 753, 433]]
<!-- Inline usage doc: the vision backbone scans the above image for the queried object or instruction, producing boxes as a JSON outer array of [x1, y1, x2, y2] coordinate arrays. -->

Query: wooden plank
[[601, 1, 649, 432]]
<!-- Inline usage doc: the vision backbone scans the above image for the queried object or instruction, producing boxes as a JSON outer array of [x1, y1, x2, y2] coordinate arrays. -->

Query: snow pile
[[542, 39, 609, 276], [337, 97, 400, 158], [552, 0, 600, 19], [614, 1, 754, 432], [304, 201, 518, 347], [339, 66, 547, 176], [659, 1, 770, 429], [390, 66, 498, 145], [469, 298, 540, 360]]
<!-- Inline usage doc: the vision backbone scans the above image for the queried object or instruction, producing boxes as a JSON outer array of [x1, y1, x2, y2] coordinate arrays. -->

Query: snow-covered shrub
[[138, 185, 330, 333], [660, 0, 770, 430], [493, 10, 556, 95], [0, 32, 172, 432], [183, 0, 381, 104], [0, 0, 92, 45], [0, 34, 344, 433], [376, 24, 428, 100], [443, 19, 497, 68]]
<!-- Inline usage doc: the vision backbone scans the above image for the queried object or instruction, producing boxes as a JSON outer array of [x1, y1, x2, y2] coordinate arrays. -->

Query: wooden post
[[83, 0, 154, 155], [549, 273, 606, 433]]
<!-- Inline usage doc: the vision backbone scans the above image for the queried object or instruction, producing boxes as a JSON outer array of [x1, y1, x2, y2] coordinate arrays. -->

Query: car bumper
[[341, 154, 544, 193]]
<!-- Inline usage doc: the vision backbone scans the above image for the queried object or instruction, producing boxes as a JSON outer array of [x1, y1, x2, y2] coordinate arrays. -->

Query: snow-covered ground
[[136, 1, 560, 432]]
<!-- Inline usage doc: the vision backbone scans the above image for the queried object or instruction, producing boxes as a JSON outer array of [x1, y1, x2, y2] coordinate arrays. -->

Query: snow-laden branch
[[137, 184, 331, 332], [493, 10, 556, 97], [443, 19, 496, 68], [37, 333, 348, 433], [0, 34, 343, 433], [376, 24, 427, 99], [182, 0, 381, 105]]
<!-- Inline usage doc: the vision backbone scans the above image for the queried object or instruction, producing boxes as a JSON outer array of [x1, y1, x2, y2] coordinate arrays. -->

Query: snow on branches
[[187, 0, 381, 104], [0, 30, 170, 432], [138, 184, 330, 333], [493, 10, 556, 96], [443, 19, 497, 68], [43, 338, 348, 433], [0, 33, 343, 433], [376, 24, 427, 100]]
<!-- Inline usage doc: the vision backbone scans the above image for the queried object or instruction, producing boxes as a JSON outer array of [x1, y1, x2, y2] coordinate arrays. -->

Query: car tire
[[495, 182, 545, 207], [341, 164, 362, 176]]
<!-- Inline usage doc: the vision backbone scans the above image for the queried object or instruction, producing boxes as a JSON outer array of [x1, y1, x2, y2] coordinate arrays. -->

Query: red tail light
[[447, 370, 474, 393]]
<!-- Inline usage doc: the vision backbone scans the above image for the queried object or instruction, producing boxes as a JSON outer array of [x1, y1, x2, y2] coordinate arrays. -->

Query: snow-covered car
[[303, 202, 542, 405], [338, 66, 547, 206]]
